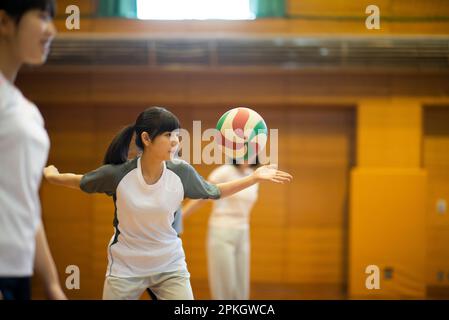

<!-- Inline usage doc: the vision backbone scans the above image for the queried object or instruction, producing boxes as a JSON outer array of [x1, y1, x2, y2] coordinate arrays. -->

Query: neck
[[140, 150, 164, 185], [0, 43, 21, 83]]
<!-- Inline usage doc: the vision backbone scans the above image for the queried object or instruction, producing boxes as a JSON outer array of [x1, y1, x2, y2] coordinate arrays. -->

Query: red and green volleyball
[[215, 107, 268, 161]]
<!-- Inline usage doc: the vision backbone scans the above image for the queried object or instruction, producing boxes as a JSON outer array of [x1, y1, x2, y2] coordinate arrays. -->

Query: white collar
[[136, 157, 166, 191]]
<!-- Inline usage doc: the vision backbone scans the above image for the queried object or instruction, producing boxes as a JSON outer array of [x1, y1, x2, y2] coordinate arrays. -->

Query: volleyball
[[215, 107, 268, 161]]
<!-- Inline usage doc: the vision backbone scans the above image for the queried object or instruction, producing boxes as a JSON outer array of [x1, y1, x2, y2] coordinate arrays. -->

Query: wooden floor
[[32, 276, 449, 299], [189, 280, 346, 300]]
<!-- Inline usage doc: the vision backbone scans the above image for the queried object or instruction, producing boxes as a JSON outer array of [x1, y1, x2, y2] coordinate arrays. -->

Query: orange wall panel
[[423, 107, 449, 288], [349, 168, 427, 298], [357, 99, 422, 168], [56, 0, 95, 16], [288, 0, 449, 17]]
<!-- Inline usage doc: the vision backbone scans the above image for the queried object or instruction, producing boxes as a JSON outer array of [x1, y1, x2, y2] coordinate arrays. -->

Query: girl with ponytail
[[44, 106, 292, 300]]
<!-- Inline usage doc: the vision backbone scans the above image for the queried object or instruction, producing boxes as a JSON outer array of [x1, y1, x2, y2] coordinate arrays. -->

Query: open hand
[[253, 164, 293, 184]]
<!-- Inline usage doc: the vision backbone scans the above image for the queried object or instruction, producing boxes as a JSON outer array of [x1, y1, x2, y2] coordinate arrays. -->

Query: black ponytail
[[103, 125, 135, 165], [103, 107, 180, 166]]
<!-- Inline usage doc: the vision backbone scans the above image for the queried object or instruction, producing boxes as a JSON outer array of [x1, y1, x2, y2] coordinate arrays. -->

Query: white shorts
[[103, 270, 193, 300]]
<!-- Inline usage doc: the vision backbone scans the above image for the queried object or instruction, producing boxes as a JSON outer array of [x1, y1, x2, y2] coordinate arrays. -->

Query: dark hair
[[0, 0, 56, 23], [103, 107, 181, 165]]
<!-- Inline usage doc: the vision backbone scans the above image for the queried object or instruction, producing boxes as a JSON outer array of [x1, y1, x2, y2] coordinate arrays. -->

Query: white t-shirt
[[208, 165, 259, 230], [80, 157, 221, 278], [0, 72, 50, 276]]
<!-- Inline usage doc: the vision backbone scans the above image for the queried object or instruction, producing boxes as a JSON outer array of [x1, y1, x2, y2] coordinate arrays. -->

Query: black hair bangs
[[148, 107, 181, 139], [0, 0, 56, 20]]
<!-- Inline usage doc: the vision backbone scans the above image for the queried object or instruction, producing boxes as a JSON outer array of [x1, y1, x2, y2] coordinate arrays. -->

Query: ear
[[0, 11, 15, 37], [141, 132, 152, 147]]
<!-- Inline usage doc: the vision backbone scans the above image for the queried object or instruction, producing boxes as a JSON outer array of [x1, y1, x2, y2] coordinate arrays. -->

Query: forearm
[[217, 174, 258, 198], [182, 199, 207, 219], [46, 173, 82, 190], [34, 223, 64, 297]]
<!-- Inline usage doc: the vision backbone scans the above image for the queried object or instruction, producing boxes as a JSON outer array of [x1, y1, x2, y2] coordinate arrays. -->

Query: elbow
[[79, 176, 88, 192], [215, 185, 223, 199]]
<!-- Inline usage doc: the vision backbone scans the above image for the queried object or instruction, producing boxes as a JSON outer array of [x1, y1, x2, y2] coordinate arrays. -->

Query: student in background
[[182, 159, 262, 300]]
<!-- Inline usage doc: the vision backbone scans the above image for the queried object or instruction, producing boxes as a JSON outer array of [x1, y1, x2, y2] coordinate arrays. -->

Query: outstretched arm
[[44, 165, 82, 190], [217, 164, 292, 198]]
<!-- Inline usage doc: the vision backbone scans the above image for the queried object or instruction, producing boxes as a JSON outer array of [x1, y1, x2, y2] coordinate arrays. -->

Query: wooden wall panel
[[56, 0, 95, 16], [288, 0, 449, 17], [288, 0, 390, 16], [37, 107, 98, 299], [349, 168, 427, 298], [390, 0, 449, 16], [17, 71, 449, 107], [285, 109, 355, 227], [423, 107, 449, 290], [43, 106, 97, 171], [349, 99, 427, 299], [427, 228, 449, 286], [286, 227, 345, 283], [283, 108, 354, 286], [357, 99, 422, 168], [251, 227, 285, 283]]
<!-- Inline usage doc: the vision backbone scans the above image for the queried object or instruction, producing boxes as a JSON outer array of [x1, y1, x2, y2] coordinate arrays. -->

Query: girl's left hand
[[43, 165, 59, 180], [253, 164, 293, 184]]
